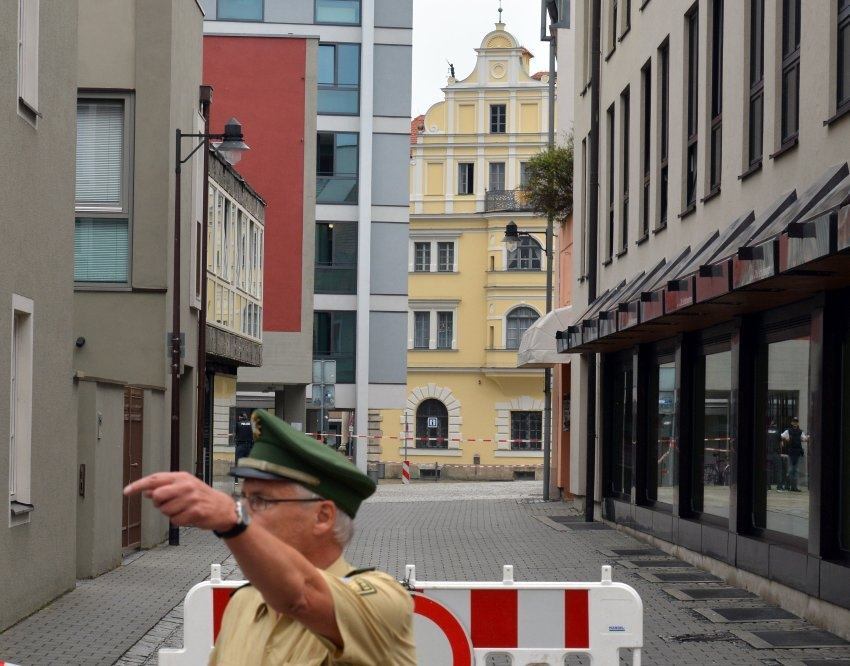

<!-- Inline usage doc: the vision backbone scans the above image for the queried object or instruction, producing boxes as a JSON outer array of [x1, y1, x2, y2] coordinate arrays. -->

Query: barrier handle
[[405, 564, 416, 587], [601, 565, 612, 584], [502, 565, 514, 584], [211, 564, 222, 584]]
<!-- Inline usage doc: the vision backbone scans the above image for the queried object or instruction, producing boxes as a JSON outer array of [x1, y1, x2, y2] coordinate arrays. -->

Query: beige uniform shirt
[[209, 557, 417, 665]]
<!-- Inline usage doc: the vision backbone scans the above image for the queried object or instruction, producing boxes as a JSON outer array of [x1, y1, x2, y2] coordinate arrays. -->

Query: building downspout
[[584, 0, 601, 522], [195, 85, 212, 481], [542, 32, 556, 501]]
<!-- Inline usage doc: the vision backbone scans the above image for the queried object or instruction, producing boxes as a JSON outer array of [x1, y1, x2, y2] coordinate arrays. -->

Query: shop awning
[[516, 305, 574, 368], [559, 162, 850, 355]]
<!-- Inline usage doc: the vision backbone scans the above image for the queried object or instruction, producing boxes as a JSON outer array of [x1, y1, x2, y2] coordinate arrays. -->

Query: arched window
[[415, 399, 448, 449], [507, 236, 542, 271], [506, 306, 539, 350]]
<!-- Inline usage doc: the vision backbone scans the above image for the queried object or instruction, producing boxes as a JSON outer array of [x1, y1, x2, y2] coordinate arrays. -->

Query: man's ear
[[314, 500, 336, 537]]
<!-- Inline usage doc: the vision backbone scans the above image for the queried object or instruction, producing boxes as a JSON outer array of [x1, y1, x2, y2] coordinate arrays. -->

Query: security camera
[[75, 337, 86, 348]]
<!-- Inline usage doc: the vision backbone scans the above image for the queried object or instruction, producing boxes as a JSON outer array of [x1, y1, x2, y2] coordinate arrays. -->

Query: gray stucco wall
[[375, 0, 413, 28], [372, 133, 411, 206], [370, 223, 409, 295], [0, 0, 78, 631], [374, 45, 412, 117], [369, 312, 408, 384]]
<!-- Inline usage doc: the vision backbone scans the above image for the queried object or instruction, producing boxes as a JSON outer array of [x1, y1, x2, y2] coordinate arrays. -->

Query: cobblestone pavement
[[4, 481, 850, 664]]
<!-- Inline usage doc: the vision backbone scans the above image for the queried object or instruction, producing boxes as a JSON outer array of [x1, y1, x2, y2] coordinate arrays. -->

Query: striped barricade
[[160, 563, 642, 665], [408, 564, 643, 665]]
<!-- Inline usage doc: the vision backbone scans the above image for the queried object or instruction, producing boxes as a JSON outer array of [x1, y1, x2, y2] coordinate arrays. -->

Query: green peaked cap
[[230, 409, 376, 517]]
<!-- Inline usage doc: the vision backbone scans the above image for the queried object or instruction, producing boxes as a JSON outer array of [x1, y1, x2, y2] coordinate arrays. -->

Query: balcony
[[315, 263, 357, 294], [485, 188, 534, 213], [317, 175, 358, 204]]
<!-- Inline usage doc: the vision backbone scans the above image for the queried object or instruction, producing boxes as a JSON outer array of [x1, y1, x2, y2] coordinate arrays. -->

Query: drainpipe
[[584, 0, 601, 522]]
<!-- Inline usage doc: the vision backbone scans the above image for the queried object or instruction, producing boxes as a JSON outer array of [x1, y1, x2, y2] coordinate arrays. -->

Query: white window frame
[[502, 304, 541, 350], [17, 0, 39, 117], [10, 294, 34, 526], [408, 234, 460, 273], [408, 300, 460, 351]]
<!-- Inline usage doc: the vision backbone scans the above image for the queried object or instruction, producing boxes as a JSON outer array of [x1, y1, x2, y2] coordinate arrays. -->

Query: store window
[[610, 362, 634, 498], [754, 330, 811, 540], [691, 348, 732, 520], [648, 356, 677, 506]]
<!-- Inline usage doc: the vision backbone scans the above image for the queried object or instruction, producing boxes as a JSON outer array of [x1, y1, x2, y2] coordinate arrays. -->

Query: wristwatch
[[213, 497, 251, 539]]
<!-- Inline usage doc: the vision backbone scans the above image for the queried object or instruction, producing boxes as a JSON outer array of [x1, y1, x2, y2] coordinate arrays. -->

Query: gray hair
[[292, 484, 355, 547]]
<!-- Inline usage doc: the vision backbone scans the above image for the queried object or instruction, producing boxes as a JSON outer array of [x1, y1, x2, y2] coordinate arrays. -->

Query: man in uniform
[[124, 409, 417, 665]]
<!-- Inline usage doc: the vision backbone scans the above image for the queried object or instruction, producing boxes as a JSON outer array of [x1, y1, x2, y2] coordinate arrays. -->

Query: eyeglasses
[[236, 494, 323, 513]]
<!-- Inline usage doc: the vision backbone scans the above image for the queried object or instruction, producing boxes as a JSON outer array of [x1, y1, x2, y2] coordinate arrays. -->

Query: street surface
[[1, 480, 848, 665]]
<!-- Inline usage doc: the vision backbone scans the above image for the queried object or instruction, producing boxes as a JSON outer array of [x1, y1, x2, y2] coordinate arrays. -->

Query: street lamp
[[503, 217, 554, 501], [170, 114, 249, 546]]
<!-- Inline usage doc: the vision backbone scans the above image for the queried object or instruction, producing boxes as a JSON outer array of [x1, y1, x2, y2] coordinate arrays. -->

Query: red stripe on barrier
[[471, 589, 517, 648], [564, 589, 590, 648], [212, 587, 233, 641], [413, 594, 473, 665]]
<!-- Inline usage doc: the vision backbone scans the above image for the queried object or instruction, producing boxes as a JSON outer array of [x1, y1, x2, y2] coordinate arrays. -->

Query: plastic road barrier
[[402, 460, 411, 484], [160, 563, 643, 665]]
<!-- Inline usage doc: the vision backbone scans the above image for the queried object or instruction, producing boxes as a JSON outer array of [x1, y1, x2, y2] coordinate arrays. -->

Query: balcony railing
[[315, 264, 357, 294], [485, 188, 534, 213]]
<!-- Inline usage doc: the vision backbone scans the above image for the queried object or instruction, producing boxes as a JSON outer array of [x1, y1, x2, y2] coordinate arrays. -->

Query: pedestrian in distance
[[233, 410, 253, 464], [780, 416, 807, 492], [124, 409, 417, 665]]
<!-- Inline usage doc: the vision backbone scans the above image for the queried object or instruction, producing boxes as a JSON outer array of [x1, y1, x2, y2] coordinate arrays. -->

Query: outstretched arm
[[124, 472, 343, 647]]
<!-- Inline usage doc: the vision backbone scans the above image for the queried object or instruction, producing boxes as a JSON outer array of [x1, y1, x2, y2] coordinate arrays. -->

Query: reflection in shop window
[[611, 365, 634, 497], [649, 359, 676, 506], [756, 335, 810, 540], [692, 350, 732, 520]]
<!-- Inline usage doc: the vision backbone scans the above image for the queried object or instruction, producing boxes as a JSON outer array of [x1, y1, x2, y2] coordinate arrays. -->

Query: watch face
[[236, 498, 251, 526]]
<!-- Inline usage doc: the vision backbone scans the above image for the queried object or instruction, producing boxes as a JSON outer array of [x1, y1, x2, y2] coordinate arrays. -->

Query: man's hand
[[124, 472, 236, 532]]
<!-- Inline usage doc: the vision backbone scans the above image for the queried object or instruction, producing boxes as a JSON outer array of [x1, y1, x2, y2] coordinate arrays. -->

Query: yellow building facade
[[377, 23, 551, 480]]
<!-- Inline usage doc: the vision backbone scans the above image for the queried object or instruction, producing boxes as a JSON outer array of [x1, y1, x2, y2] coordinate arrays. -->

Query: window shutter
[[19, 0, 39, 112], [76, 102, 124, 207], [74, 219, 129, 282]]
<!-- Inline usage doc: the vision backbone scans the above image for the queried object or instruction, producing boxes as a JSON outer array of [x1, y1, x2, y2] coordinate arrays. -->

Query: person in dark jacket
[[234, 411, 253, 464], [766, 419, 783, 490], [781, 417, 807, 492]]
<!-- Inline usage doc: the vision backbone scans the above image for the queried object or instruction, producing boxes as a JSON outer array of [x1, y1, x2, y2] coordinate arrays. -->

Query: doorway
[[122, 387, 143, 550]]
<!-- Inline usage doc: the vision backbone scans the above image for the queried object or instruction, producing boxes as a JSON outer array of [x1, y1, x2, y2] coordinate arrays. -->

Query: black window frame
[[779, 0, 801, 147], [457, 162, 475, 195], [316, 131, 359, 205], [314, 221, 357, 294], [489, 104, 507, 134], [607, 103, 616, 260], [312, 310, 356, 383], [621, 87, 630, 252], [317, 42, 361, 116], [416, 399, 449, 448], [511, 411, 543, 450], [685, 6, 699, 210], [838, 0, 850, 112], [748, 0, 765, 169], [314, 0, 361, 26], [709, 0, 724, 194], [646, 343, 677, 510], [607, 352, 635, 500], [640, 60, 651, 240], [658, 39, 670, 229]]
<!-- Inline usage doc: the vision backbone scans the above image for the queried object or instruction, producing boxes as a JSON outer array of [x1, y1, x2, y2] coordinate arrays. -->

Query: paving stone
[[697, 607, 801, 623]]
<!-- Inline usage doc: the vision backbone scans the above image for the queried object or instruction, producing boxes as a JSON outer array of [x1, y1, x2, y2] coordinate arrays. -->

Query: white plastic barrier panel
[[408, 564, 643, 665], [161, 563, 642, 665]]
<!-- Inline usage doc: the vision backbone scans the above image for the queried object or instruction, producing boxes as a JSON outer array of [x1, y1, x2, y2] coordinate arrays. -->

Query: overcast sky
[[411, 0, 549, 116]]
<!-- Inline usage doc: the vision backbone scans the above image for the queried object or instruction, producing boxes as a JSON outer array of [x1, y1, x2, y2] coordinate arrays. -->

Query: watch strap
[[214, 498, 250, 539]]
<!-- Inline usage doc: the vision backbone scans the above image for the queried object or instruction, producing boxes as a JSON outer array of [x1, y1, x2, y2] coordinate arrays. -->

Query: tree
[[523, 137, 573, 222]]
